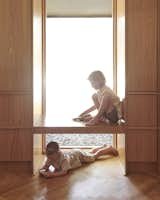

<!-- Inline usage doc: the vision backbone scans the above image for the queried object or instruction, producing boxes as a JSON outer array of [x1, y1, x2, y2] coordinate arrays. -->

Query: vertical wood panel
[[125, 0, 158, 174], [0, 0, 33, 167], [158, 0, 160, 91], [0, 130, 16, 161], [0, 129, 32, 161], [126, 0, 157, 91], [127, 95, 157, 127], [127, 131, 157, 162], [0, 96, 9, 125], [0, 95, 32, 128], [158, 95, 160, 127], [9, 95, 33, 128], [0, 0, 32, 90], [158, 0, 160, 174]]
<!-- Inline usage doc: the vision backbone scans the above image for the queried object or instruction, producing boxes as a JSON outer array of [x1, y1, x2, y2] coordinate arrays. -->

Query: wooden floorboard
[[0, 153, 160, 200]]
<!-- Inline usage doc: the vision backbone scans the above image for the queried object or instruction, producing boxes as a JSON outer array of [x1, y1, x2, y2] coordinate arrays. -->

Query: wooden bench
[[33, 121, 126, 134], [33, 100, 126, 134]]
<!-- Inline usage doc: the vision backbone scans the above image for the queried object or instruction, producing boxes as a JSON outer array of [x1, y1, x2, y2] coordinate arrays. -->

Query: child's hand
[[40, 170, 52, 178], [39, 169, 46, 176]]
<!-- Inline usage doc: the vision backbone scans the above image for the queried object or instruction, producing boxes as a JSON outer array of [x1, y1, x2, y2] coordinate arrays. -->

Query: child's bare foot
[[109, 146, 119, 156]]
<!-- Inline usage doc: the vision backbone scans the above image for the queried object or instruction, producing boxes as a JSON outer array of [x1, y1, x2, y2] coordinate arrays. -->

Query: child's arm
[[40, 170, 68, 178], [39, 158, 51, 171], [79, 105, 96, 117]]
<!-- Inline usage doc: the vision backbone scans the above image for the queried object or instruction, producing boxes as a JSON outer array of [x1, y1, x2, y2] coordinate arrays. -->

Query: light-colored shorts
[[73, 149, 96, 163]]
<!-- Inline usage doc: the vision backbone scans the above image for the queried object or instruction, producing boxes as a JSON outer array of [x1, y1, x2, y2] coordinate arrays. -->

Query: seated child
[[75, 71, 121, 125], [39, 141, 119, 178]]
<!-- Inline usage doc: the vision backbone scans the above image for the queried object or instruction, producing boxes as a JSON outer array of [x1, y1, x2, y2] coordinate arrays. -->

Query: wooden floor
[[0, 152, 160, 200]]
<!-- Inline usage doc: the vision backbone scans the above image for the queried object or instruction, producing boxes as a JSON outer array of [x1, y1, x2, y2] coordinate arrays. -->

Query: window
[[45, 17, 114, 147]]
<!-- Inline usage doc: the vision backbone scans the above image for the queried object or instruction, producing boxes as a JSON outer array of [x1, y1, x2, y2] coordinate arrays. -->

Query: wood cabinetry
[[0, 129, 32, 161], [126, 0, 158, 173], [0, 0, 33, 170], [158, 0, 160, 174], [127, 95, 157, 127], [126, 0, 157, 92]]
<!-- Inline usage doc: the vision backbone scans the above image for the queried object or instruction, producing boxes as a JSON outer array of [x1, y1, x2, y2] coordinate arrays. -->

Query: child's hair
[[46, 141, 59, 156], [88, 71, 106, 83]]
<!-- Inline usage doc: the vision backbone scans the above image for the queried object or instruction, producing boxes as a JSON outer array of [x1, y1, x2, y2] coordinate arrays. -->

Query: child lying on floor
[[39, 141, 119, 178], [73, 71, 121, 125]]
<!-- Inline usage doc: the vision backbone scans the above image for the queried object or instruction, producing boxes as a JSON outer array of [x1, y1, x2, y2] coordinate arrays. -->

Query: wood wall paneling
[[158, 0, 160, 174], [0, 95, 9, 126], [0, 95, 32, 128], [0, 0, 33, 170], [158, 0, 160, 91], [0, 129, 32, 161], [9, 95, 33, 128], [0, 0, 32, 91], [126, 0, 158, 174], [126, 0, 157, 91], [127, 95, 157, 127], [158, 130, 160, 173], [158, 95, 160, 127], [126, 131, 157, 162]]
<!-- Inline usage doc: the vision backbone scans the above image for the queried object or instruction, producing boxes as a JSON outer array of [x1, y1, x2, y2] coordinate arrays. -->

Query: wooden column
[[158, 0, 160, 174], [125, 0, 158, 173], [0, 0, 33, 171], [115, 0, 126, 174], [33, 0, 44, 172]]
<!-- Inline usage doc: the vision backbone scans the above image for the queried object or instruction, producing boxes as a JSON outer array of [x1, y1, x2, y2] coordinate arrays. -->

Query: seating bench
[[33, 118, 126, 134], [33, 99, 126, 134]]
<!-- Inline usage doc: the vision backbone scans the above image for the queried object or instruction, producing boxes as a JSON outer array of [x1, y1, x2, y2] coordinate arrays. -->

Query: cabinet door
[[126, 0, 157, 92], [0, 95, 32, 128], [0, 130, 32, 161], [127, 131, 157, 162]]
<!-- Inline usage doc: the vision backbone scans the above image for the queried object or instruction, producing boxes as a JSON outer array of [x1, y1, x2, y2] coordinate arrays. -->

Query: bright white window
[[46, 17, 113, 121], [46, 17, 113, 147]]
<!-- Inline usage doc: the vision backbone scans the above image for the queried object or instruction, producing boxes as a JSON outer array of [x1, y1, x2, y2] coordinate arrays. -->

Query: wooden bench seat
[[33, 99, 126, 134], [33, 117, 126, 134]]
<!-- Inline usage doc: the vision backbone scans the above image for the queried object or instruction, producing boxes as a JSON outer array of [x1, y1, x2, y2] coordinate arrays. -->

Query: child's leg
[[89, 144, 107, 154], [94, 146, 119, 159]]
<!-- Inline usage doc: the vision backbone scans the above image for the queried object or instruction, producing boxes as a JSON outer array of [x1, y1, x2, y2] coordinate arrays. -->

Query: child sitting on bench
[[39, 141, 118, 178], [74, 71, 121, 125]]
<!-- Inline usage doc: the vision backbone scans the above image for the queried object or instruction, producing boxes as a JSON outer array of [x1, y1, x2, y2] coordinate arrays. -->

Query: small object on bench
[[72, 117, 85, 122], [72, 114, 92, 122]]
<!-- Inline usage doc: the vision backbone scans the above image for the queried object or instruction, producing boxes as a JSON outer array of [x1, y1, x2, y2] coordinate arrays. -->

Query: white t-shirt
[[97, 85, 121, 117]]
